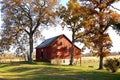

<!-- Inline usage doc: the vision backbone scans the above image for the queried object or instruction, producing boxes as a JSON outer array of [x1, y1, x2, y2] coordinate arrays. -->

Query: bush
[[104, 58, 120, 73]]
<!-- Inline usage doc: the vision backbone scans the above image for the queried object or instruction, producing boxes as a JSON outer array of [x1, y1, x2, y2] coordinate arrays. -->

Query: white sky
[[0, 0, 120, 53]]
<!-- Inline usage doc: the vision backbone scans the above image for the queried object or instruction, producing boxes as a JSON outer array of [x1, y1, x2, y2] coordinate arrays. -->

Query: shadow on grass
[[6, 68, 120, 80], [0, 62, 120, 80], [74, 70, 120, 80], [0, 64, 11, 68]]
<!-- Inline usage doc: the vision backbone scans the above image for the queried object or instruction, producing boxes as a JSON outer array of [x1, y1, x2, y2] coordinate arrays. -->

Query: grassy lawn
[[0, 61, 120, 80]]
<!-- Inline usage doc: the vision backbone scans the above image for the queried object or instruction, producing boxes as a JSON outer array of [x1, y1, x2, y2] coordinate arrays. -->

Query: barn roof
[[36, 34, 80, 50], [36, 35, 60, 48]]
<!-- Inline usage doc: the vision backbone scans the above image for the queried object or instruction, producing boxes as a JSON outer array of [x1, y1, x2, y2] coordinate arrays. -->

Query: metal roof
[[36, 35, 61, 48]]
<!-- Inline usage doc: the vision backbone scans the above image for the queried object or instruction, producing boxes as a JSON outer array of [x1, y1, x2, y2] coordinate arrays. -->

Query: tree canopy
[[58, 0, 86, 65], [1, 0, 59, 63], [79, 0, 120, 69]]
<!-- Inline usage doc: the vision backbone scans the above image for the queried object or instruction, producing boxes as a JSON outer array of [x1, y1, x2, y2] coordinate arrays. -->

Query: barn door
[[41, 49, 44, 60]]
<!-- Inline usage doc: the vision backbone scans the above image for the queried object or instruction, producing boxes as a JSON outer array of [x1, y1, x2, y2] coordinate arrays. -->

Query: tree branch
[[24, 29, 30, 35], [110, 5, 120, 12]]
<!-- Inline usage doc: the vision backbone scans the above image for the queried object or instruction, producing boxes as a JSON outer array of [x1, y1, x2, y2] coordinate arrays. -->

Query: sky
[[60, 0, 69, 7], [0, 0, 120, 53]]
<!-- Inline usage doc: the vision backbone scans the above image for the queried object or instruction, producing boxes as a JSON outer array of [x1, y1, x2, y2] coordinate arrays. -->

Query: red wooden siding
[[36, 34, 81, 61]]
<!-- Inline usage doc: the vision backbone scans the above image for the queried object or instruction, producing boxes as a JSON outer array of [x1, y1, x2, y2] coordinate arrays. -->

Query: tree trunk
[[98, 47, 103, 69], [28, 34, 34, 64], [70, 31, 75, 65], [99, 55, 103, 69]]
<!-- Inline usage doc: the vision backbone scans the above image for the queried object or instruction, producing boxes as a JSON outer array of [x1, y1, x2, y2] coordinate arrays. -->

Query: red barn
[[36, 34, 81, 65]]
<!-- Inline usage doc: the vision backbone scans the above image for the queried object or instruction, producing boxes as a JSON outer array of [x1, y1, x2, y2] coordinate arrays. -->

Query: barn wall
[[50, 36, 70, 59], [51, 58, 81, 65], [36, 48, 41, 61], [50, 36, 81, 60], [43, 47, 52, 60], [36, 35, 81, 64], [36, 47, 53, 61]]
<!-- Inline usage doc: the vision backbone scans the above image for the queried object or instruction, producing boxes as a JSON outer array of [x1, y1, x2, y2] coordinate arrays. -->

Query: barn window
[[41, 49, 43, 52], [63, 60, 65, 63], [41, 49, 44, 59]]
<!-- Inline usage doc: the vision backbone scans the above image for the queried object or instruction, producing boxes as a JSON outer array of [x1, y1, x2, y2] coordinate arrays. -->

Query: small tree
[[104, 58, 120, 73]]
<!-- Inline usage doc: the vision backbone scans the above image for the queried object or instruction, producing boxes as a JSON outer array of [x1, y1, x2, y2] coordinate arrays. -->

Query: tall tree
[[80, 0, 120, 69], [1, 0, 58, 63], [58, 0, 85, 65]]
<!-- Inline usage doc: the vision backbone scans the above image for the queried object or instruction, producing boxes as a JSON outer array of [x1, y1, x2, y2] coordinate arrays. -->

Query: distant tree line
[[83, 52, 120, 57]]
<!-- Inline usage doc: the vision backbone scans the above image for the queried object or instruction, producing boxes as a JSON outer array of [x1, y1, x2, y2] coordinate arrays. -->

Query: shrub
[[104, 58, 120, 73]]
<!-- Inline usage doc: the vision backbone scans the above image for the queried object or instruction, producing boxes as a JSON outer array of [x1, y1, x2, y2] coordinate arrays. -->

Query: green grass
[[0, 61, 120, 80]]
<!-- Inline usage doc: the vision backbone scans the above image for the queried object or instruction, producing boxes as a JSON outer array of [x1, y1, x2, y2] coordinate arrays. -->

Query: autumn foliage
[[58, 0, 86, 65], [1, 0, 58, 63], [79, 0, 120, 69]]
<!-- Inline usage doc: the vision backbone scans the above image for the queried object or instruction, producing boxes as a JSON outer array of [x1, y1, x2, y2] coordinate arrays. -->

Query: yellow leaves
[[9, 36, 14, 43], [83, 20, 96, 31], [59, 1, 83, 27], [67, 0, 81, 14], [61, 22, 66, 29], [47, 0, 58, 6], [84, 21, 91, 30], [92, 49, 110, 57], [102, 34, 112, 48], [83, 32, 112, 57], [12, 0, 22, 4], [67, 0, 75, 10], [82, 35, 94, 49], [1, 1, 11, 10], [98, 3, 107, 9], [34, 7, 39, 12], [15, 27, 24, 33], [76, 32, 83, 37], [17, 14, 22, 20], [110, 11, 120, 23], [93, 33, 112, 47], [24, 0, 32, 3], [71, 0, 77, 3], [102, 49, 110, 57], [5, 1, 11, 7]]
